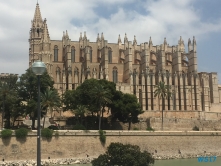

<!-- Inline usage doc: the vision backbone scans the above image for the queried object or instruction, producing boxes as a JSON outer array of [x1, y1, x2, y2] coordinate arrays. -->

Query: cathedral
[[29, 3, 221, 112]]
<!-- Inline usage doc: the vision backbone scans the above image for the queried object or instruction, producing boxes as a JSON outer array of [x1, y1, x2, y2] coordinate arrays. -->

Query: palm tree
[[92, 84, 112, 130], [41, 88, 61, 128], [154, 81, 172, 131], [73, 105, 88, 125]]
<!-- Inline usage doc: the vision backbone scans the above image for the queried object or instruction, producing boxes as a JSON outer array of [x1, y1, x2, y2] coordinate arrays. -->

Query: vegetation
[[54, 131, 59, 138], [17, 68, 54, 129], [91, 142, 154, 166], [41, 128, 53, 139], [1, 129, 13, 139], [0, 74, 24, 128], [41, 88, 61, 128], [99, 130, 106, 145], [111, 91, 144, 130], [73, 124, 86, 130], [146, 126, 155, 131], [192, 126, 199, 131], [154, 81, 172, 131], [15, 128, 29, 139]]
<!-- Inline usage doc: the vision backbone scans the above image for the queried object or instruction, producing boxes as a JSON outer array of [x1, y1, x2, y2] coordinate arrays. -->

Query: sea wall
[[0, 131, 221, 162]]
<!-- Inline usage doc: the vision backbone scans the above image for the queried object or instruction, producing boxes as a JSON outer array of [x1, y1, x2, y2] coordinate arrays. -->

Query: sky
[[0, 0, 221, 82]]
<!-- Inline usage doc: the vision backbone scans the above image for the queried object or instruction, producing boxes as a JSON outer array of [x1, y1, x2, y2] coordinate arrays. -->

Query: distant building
[[29, 3, 221, 112]]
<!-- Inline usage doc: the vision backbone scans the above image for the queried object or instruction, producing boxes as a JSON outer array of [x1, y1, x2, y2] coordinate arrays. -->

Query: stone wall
[[0, 131, 221, 161]]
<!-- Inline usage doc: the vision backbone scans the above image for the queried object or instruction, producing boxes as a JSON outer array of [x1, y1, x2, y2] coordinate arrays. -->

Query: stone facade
[[0, 131, 221, 161], [29, 3, 221, 113]]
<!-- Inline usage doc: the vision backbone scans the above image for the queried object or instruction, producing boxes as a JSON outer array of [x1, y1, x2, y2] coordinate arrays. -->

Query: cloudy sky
[[0, 0, 221, 82]]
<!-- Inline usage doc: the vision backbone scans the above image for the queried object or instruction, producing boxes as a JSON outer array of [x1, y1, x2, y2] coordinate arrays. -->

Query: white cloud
[[0, 0, 221, 79]]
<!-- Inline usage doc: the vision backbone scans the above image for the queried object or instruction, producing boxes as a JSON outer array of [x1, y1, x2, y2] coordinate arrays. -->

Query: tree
[[154, 81, 172, 131], [92, 84, 112, 130], [17, 68, 54, 129], [0, 75, 18, 128], [111, 92, 144, 130], [72, 105, 88, 125], [91, 142, 155, 166], [41, 88, 61, 128]]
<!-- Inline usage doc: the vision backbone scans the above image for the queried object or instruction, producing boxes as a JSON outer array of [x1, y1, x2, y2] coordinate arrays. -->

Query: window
[[90, 49, 92, 63], [71, 47, 75, 63], [108, 49, 112, 63], [54, 45, 58, 62], [113, 67, 118, 83]]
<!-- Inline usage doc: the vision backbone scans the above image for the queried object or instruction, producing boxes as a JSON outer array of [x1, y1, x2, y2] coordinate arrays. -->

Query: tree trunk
[[31, 117, 35, 130], [128, 120, 131, 130], [43, 116, 46, 129], [2, 94, 5, 129]]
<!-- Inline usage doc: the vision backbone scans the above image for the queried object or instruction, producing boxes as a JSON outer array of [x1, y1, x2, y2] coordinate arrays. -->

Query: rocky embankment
[[0, 158, 93, 166], [0, 152, 220, 165]]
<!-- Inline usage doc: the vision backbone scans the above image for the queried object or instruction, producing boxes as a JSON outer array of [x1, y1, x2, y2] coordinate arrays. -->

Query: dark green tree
[[17, 68, 54, 129], [92, 142, 154, 166], [92, 84, 112, 130], [111, 91, 144, 130], [154, 81, 172, 131], [0, 74, 19, 128]]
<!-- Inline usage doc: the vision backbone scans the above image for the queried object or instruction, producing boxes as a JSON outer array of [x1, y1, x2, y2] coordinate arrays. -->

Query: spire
[[124, 33, 128, 43], [83, 31, 87, 40], [79, 32, 82, 40], [101, 32, 104, 40], [164, 37, 167, 45], [66, 30, 69, 39], [118, 34, 121, 44], [42, 19, 50, 42], [193, 36, 196, 45], [188, 38, 192, 52], [97, 33, 100, 42], [32, 3, 43, 27], [149, 37, 153, 45], [133, 35, 137, 45]]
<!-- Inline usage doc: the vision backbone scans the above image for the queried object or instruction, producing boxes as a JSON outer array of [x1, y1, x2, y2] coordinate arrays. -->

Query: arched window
[[112, 67, 118, 83], [54, 45, 58, 62], [71, 46, 75, 63], [108, 48, 112, 63], [89, 47, 92, 63]]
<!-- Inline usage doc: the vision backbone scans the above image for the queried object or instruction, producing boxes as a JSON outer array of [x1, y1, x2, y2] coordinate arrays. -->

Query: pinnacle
[[33, 3, 43, 25]]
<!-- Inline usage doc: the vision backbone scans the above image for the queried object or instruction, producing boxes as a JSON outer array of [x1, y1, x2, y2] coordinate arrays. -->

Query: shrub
[[192, 126, 199, 131], [41, 128, 53, 139], [1, 129, 13, 139], [73, 124, 86, 130], [92, 142, 155, 166], [54, 131, 59, 138], [15, 128, 28, 139], [133, 127, 139, 130], [99, 130, 106, 145], [48, 125, 59, 130], [146, 126, 155, 131]]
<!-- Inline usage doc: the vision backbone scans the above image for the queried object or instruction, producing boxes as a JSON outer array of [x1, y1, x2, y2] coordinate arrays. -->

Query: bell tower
[[29, 3, 44, 67]]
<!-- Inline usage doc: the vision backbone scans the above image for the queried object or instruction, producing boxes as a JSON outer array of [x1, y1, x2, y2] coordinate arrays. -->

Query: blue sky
[[0, 0, 221, 82]]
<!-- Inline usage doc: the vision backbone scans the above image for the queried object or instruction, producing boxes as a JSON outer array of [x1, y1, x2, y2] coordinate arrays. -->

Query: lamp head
[[32, 60, 46, 75]]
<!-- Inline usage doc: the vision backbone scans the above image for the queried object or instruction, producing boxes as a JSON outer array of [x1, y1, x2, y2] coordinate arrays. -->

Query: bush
[[15, 128, 28, 139], [146, 126, 154, 131], [48, 125, 59, 130], [192, 126, 199, 131], [73, 124, 86, 130], [1, 129, 13, 139], [54, 131, 59, 138], [133, 127, 139, 130], [92, 142, 155, 166], [99, 130, 106, 145], [41, 128, 53, 139]]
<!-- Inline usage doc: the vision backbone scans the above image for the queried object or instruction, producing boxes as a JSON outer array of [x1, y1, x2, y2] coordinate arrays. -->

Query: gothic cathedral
[[29, 3, 221, 112]]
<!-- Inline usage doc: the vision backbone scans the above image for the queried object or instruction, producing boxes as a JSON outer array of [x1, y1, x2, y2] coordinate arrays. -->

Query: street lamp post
[[32, 60, 46, 166]]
